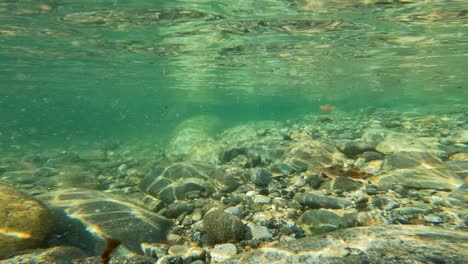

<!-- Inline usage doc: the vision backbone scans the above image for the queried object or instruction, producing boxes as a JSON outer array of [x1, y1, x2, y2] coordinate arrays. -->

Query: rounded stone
[[251, 167, 272, 187], [0, 184, 53, 259], [39, 188, 172, 256], [140, 162, 219, 204], [203, 210, 245, 244], [298, 209, 352, 235], [210, 243, 237, 263]]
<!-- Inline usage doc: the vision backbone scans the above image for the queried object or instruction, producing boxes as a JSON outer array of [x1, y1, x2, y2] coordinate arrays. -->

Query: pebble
[[253, 195, 271, 204], [250, 225, 273, 240], [252, 211, 273, 222], [296, 192, 351, 209], [251, 167, 272, 187], [224, 207, 242, 217], [203, 210, 245, 244], [424, 215, 443, 224], [210, 243, 237, 263]]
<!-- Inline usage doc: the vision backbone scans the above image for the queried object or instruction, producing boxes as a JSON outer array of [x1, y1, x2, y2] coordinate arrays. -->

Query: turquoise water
[[0, 1, 467, 263], [1, 0, 467, 147]]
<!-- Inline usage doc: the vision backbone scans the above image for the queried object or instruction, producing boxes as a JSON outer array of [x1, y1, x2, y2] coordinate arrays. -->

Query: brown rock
[[0, 184, 53, 259]]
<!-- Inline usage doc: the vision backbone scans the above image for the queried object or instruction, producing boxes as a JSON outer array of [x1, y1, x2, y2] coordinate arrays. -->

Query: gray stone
[[224, 207, 243, 217], [295, 192, 351, 209], [0, 184, 53, 259], [448, 183, 468, 206], [338, 141, 374, 158], [224, 225, 468, 264], [215, 169, 246, 193], [251, 167, 272, 187], [357, 151, 384, 162], [304, 173, 325, 189], [375, 168, 461, 191], [270, 163, 293, 175], [164, 201, 193, 219], [39, 189, 172, 256], [424, 215, 443, 224], [140, 162, 219, 204], [298, 209, 353, 235], [210, 243, 237, 263], [331, 176, 363, 192], [203, 210, 245, 244], [55, 171, 100, 189], [253, 195, 271, 204], [168, 245, 205, 263], [383, 151, 444, 170], [0, 246, 87, 264], [0, 170, 35, 184], [282, 140, 346, 171], [250, 226, 273, 240], [72, 255, 156, 264], [33, 167, 59, 177]]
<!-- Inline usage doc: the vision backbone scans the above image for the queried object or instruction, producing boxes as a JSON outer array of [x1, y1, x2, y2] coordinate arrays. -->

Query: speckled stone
[[203, 210, 245, 244], [251, 167, 272, 187], [210, 243, 237, 263]]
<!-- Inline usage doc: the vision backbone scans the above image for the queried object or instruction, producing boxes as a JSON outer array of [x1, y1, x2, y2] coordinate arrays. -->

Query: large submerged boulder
[[225, 225, 467, 264], [39, 189, 172, 256]]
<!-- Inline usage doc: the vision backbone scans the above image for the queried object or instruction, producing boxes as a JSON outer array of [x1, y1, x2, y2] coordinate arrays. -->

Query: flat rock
[[166, 115, 223, 164], [283, 140, 346, 172], [224, 225, 468, 264], [140, 162, 219, 204], [374, 168, 462, 191], [298, 209, 353, 235], [295, 192, 351, 209], [39, 189, 172, 256], [0, 184, 53, 260], [210, 243, 237, 263], [203, 210, 245, 244], [0, 246, 87, 264], [330, 176, 362, 192]]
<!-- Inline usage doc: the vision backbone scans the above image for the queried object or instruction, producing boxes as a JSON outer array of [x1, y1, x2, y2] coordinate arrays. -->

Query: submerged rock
[[39, 188, 172, 256], [283, 140, 346, 172], [140, 162, 219, 204], [374, 168, 461, 192], [166, 115, 223, 164], [203, 210, 245, 244], [298, 209, 353, 235], [0, 184, 53, 260], [250, 167, 272, 187], [0, 246, 87, 264], [296, 192, 351, 209], [224, 225, 468, 264]]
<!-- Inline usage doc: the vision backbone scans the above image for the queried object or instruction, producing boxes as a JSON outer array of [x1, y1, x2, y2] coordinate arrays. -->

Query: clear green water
[[1, 0, 467, 148]]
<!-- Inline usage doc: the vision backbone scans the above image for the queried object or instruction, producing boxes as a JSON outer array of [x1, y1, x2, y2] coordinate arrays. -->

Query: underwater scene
[[0, 0, 467, 263]]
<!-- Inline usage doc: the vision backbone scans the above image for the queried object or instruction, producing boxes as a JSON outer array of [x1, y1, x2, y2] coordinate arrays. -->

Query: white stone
[[210, 243, 237, 263], [254, 195, 271, 204], [250, 225, 273, 240]]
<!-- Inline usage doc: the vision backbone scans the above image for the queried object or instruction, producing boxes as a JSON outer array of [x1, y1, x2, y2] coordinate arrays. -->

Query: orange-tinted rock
[[0, 184, 53, 259]]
